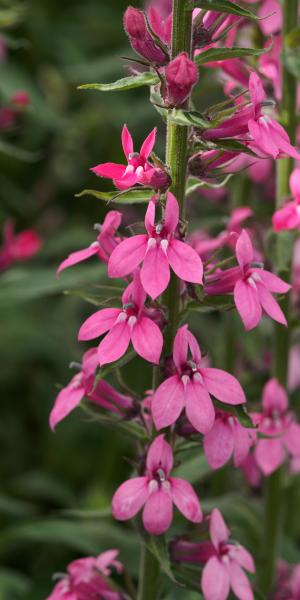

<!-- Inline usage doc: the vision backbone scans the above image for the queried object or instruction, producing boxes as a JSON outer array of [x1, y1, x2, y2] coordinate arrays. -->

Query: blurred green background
[[2, 1, 300, 599]]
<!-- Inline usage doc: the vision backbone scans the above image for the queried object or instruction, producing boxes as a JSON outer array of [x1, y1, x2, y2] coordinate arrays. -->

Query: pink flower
[[108, 193, 203, 299], [0, 220, 42, 272], [203, 411, 254, 470], [49, 348, 134, 430], [123, 6, 168, 65], [251, 378, 300, 476], [259, 37, 282, 101], [151, 325, 246, 434], [57, 211, 122, 274], [91, 124, 159, 190], [233, 229, 290, 330], [165, 52, 199, 106], [148, 6, 172, 46], [201, 509, 255, 600], [273, 168, 300, 232], [112, 434, 202, 535], [78, 271, 163, 366], [46, 550, 123, 600], [258, 0, 282, 36]]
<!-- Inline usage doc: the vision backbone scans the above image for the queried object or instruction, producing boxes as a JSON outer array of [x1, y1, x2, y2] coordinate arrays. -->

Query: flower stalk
[[260, 0, 299, 594]]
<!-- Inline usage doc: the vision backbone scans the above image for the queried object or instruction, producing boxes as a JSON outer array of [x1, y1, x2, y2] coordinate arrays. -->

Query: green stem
[[164, 0, 193, 353], [137, 545, 161, 600], [260, 1, 298, 594]]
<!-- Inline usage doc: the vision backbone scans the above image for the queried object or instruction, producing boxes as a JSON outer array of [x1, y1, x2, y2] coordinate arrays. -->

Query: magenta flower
[[91, 124, 158, 190], [151, 325, 246, 434], [165, 52, 199, 106], [233, 229, 290, 330], [46, 550, 123, 600], [203, 411, 255, 470], [251, 378, 300, 476], [273, 168, 300, 232], [0, 220, 42, 272], [78, 271, 163, 365], [123, 6, 168, 65], [57, 211, 122, 275], [49, 348, 134, 430], [108, 193, 203, 299], [201, 509, 255, 600], [112, 434, 202, 535]]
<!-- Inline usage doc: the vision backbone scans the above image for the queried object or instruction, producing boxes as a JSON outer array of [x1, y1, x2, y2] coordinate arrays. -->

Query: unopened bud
[[143, 167, 171, 191], [165, 52, 198, 106], [188, 153, 206, 178], [124, 6, 168, 65]]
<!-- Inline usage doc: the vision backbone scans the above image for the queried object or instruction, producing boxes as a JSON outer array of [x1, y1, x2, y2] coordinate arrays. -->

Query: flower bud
[[124, 6, 168, 65], [165, 52, 198, 106], [142, 167, 171, 191]]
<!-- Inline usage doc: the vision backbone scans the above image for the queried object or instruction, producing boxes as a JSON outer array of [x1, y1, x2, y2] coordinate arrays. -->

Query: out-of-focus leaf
[[266, 230, 295, 274], [11, 472, 75, 506], [78, 72, 159, 92], [186, 174, 233, 195], [0, 568, 31, 599], [285, 26, 300, 49], [147, 536, 178, 583], [165, 109, 211, 128], [81, 405, 148, 441], [194, 46, 267, 66], [190, 0, 258, 19], [186, 295, 235, 313], [278, 48, 300, 78], [173, 453, 211, 484], [76, 188, 153, 204], [0, 494, 36, 518], [94, 350, 136, 384], [0, 140, 42, 162]]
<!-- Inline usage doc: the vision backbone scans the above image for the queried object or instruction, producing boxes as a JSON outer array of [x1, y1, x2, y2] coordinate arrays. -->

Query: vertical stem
[[137, 545, 160, 600], [260, 1, 298, 594], [164, 0, 193, 353], [139, 3, 194, 600]]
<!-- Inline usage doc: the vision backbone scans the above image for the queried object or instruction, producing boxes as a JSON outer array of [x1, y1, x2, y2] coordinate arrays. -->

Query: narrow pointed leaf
[[75, 188, 153, 204], [190, 0, 258, 19], [195, 46, 267, 66], [78, 72, 159, 92]]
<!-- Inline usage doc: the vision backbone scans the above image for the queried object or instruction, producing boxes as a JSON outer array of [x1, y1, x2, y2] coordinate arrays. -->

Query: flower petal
[[230, 546, 255, 573], [131, 315, 163, 364], [256, 283, 287, 325], [167, 239, 203, 284], [234, 279, 262, 331], [91, 162, 126, 179], [140, 127, 157, 159], [202, 556, 230, 600], [170, 477, 202, 523], [164, 192, 179, 233], [173, 325, 189, 372], [257, 269, 291, 293], [201, 368, 246, 406], [57, 245, 99, 275], [98, 321, 131, 366], [210, 509, 230, 548], [143, 488, 173, 535], [78, 308, 121, 341], [185, 379, 215, 434], [232, 422, 252, 467], [262, 378, 288, 412], [204, 419, 234, 469], [284, 423, 300, 457], [112, 477, 148, 520], [235, 230, 253, 269], [146, 434, 173, 475], [140, 244, 170, 299], [254, 438, 285, 476], [122, 124, 133, 159], [49, 380, 85, 430], [108, 235, 147, 278], [229, 560, 254, 600], [152, 375, 185, 430]]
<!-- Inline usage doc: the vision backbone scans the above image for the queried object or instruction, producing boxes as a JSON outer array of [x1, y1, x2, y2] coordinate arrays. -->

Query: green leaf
[[94, 350, 136, 384], [185, 295, 236, 314], [285, 26, 300, 49], [215, 401, 256, 428], [75, 188, 154, 204], [282, 48, 300, 79], [0, 568, 31, 599], [147, 536, 179, 584], [173, 452, 211, 484], [81, 405, 148, 441], [166, 108, 211, 128], [194, 46, 267, 66], [190, 0, 258, 19], [78, 72, 159, 92]]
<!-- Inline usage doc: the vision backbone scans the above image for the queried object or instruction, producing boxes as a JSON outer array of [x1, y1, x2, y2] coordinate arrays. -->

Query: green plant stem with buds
[[138, 2, 194, 599], [260, 0, 299, 595]]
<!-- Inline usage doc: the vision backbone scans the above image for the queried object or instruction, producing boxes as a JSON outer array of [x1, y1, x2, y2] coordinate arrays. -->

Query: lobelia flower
[[123, 6, 168, 65], [0, 220, 41, 272], [201, 509, 255, 600], [151, 325, 246, 434], [46, 550, 123, 600], [57, 211, 122, 274], [147, 6, 172, 46], [250, 378, 300, 476], [78, 271, 163, 366], [257, 0, 282, 36], [273, 168, 300, 232], [49, 348, 134, 430], [203, 411, 255, 470], [91, 124, 168, 191], [112, 434, 202, 535], [108, 192, 203, 299], [165, 52, 199, 106]]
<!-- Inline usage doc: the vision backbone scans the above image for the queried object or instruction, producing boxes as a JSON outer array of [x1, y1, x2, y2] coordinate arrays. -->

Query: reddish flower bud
[[124, 6, 168, 65], [142, 167, 171, 191], [165, 52, 198, 106]]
